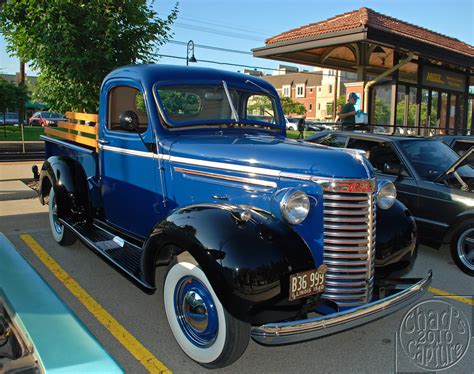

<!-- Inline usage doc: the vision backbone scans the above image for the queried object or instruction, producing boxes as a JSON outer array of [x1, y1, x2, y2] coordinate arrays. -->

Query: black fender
[[142, 204, 315, 324], [443, 210, 474, 244], [39, 156, 91, 221], [375, 200, 418, 278]]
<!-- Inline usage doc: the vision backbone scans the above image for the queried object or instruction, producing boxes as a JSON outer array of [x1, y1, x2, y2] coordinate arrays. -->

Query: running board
[[59, 218, 154, 293]]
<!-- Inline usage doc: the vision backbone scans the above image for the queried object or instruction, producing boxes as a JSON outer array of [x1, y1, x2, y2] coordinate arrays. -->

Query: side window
[[246, 94, 275, 123], [108, 86, 148, 133], [372, 144, 404, 175], [453, 141, 473, 156], [319, 135, 348, 147]]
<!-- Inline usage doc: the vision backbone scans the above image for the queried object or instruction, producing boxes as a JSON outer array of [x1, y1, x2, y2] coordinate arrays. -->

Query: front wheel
[[163, 254, 250, 368], [48, 187, 76, 246], [450, 221, 474, 276]]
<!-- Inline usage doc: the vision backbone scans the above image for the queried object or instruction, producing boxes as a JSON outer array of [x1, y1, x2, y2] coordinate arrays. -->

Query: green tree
[[247, 95, 272, 115], [280, 96, 307, 116], [0, 78, 29, 115], [337, 95, 346, 107], [373, 97, 391, 125], [0, 0, 178, 113]]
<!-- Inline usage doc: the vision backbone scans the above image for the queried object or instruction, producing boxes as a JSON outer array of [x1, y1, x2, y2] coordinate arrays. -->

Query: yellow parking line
[[20, 234, 171, 374], [429, 286, 474, 306]]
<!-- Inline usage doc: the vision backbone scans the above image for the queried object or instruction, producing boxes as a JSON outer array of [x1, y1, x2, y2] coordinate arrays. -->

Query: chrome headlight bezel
[[377, 180, 397, 210], [279, 189, 310, 225]]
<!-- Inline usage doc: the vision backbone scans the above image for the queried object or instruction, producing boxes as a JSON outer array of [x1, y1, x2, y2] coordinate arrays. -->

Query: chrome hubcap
[[457, 228, 474, 270], [174, 276, 218, 348]]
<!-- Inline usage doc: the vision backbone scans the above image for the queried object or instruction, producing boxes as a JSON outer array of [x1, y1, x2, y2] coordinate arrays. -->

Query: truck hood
[[166, 133, 372, 179]]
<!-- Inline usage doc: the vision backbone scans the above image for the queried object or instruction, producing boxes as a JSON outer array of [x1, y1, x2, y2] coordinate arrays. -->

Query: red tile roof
[[265, 8, 474, 58]]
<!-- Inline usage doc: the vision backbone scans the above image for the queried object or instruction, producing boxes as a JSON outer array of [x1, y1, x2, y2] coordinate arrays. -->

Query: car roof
[[432, 134, 474, 142]]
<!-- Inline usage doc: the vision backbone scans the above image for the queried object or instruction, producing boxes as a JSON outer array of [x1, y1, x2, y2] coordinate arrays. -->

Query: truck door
[[98, 80, 161, 238]]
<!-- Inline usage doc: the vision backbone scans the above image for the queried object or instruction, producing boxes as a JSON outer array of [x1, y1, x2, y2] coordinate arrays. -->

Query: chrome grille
[[322, 191, 376, 308]]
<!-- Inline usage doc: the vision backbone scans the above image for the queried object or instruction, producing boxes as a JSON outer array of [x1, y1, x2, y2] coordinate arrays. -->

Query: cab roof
[[103, 64, 277, 93]]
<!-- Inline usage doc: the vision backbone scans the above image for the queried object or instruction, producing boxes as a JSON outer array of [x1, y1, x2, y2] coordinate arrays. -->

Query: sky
[[0, 0, 473, 77]]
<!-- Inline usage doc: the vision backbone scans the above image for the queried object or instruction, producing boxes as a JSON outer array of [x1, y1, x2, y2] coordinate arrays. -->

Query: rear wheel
[[48, 187, 76, 246], [450, 221, 474, 276], [163, 252, 250, 368]]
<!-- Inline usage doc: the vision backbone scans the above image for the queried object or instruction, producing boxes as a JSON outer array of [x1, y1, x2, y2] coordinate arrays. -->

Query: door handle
[[98, 139, 109, 145]]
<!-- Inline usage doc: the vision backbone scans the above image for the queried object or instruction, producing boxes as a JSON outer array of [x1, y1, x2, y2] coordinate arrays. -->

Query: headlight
[[377, 180, 397, 210], [280, 190, 310, 224]]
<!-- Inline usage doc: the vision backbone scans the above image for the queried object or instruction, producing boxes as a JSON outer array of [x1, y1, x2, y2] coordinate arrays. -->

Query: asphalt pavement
[[0, 161, 472, 373]]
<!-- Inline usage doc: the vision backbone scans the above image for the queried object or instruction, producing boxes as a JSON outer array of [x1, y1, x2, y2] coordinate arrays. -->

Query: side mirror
[[383, 162, 402, 176], [119, 110, 139, 132]]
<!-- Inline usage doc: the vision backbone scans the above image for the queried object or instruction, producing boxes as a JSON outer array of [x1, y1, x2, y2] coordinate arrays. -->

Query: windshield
[[399, 140, 474, 181], [43, 112, 63, 118], [155, 83, 280, 128]]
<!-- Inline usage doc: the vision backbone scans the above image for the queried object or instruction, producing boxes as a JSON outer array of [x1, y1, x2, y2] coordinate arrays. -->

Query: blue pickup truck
[[38, 64, 431, 368]]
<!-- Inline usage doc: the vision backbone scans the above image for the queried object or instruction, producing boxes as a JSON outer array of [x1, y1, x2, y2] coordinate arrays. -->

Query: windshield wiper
[[222, 80, 239, 122]]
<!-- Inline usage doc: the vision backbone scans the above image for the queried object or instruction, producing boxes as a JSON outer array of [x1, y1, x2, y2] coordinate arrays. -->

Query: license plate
[[289, 264, 328, 301]]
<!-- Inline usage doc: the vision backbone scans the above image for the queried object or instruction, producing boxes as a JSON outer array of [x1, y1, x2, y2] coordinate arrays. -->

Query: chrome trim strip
[[98, 145, 374, 190], [174, 167, 277, 188], [168, 155, 280, 177], [251, 271, 432, 345], [41, 135, 95, 155], [415, 217, 449, 228], [100, 144, 156, 159]]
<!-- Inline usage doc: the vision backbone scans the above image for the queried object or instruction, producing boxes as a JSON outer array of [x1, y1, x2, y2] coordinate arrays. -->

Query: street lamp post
[[186, 40, 197, 66]]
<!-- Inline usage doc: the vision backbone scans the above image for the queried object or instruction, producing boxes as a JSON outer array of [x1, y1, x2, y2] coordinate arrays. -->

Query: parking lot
[[1, 161, 473, 373]]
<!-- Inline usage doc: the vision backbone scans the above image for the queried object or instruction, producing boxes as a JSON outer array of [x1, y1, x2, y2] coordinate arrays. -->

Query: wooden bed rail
[[44, 112, 99, 151]]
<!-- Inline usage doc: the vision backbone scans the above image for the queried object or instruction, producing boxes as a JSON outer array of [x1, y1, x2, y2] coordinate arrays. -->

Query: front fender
[[375, 200, 417, 278], [39, 156, 90, 221], [142, 204, 315, 324]]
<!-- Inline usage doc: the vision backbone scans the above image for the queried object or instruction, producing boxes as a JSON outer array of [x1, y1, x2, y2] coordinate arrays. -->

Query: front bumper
[[251, 271, 432, 345]]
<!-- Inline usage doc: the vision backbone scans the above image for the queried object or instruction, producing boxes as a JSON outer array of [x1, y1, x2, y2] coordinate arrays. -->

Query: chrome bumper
[[251, 271, 432, 345]]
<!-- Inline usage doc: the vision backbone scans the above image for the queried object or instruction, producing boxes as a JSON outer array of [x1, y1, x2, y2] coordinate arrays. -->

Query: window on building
[[326, 102, 334, 117], [318, 103, 321, 110], [318, 87, 322, 93], [329, 85, 333, 94], [296, 84, 305, 98], [449, 94, 457, 133], [430, 91, 439, 128], [468, 96, 473, 133], [309, 88, 313, 93], [309, 104, 312, 110], [372, 84, 393, 128], [407, 87, 417, 130], [420, 89, 429, 133], [282, 85, 291, 97], [440, 92, 448, 132]]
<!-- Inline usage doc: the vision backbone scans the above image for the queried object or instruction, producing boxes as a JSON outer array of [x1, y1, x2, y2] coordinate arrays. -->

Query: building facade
[[253, 7, 474, 135], [262, 68, 321, 120]]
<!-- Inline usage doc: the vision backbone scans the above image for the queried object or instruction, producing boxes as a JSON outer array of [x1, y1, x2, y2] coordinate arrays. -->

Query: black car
[[306, 131, 474, 275], [432, 135, 474, 156]]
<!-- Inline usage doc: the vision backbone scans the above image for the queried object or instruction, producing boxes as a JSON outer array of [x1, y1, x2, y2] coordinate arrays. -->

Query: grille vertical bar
[[322, 191, 376, 308]]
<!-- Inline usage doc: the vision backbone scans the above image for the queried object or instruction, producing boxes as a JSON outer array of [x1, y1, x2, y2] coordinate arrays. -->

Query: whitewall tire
[[163, 255, 250, 368], [48, 187, 76, 246]]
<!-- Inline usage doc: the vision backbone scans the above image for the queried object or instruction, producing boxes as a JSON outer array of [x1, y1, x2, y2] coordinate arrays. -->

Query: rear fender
[[39, 156, 90, 221], [141, 204, 315, 323]]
